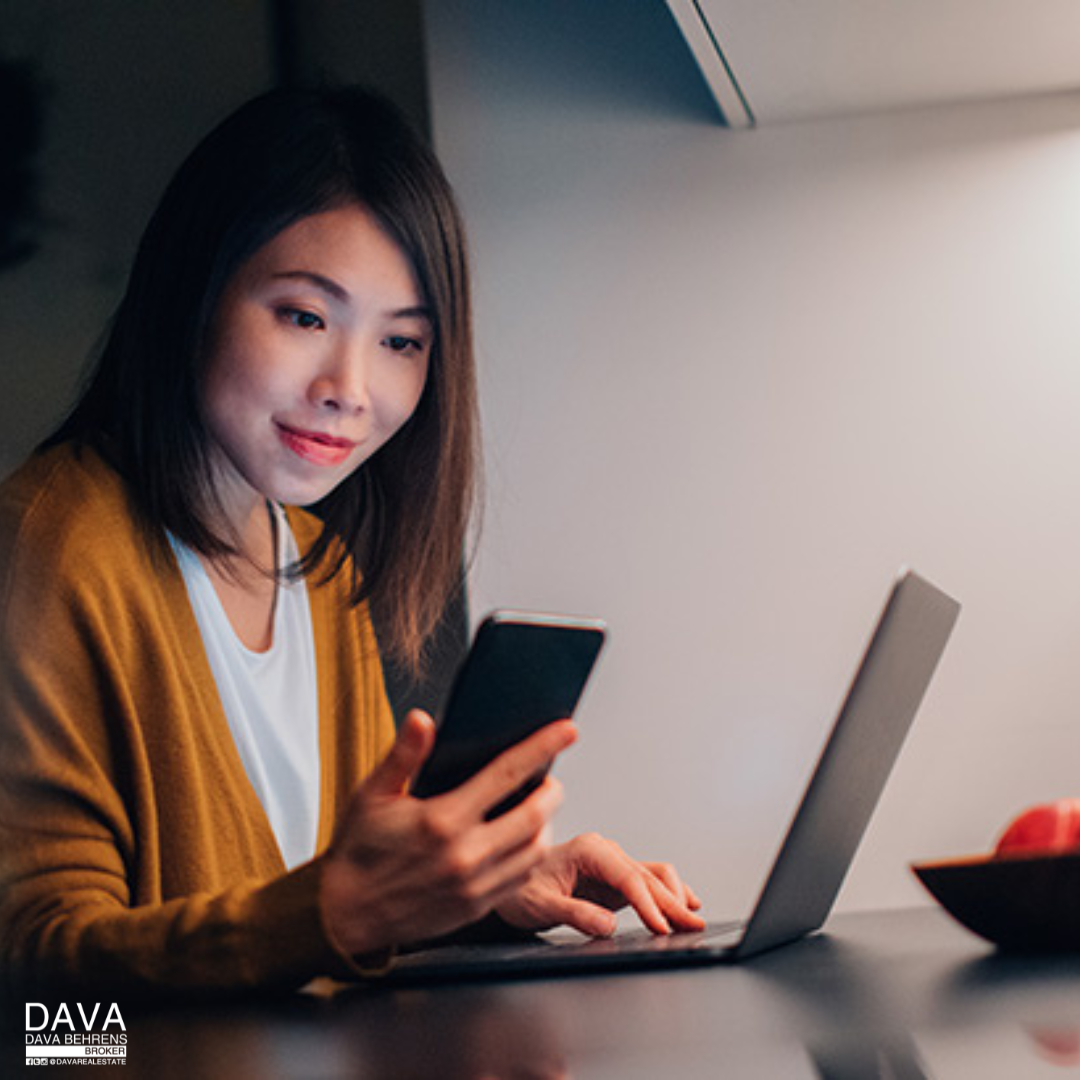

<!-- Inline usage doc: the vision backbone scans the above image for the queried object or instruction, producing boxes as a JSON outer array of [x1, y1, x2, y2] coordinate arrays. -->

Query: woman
[[0, 86, 702, 997]]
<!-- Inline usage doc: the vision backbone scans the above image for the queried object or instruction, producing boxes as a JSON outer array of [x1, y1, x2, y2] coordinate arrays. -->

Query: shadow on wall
[[437, 0, 722, 125], [0, 58, 46, 272]]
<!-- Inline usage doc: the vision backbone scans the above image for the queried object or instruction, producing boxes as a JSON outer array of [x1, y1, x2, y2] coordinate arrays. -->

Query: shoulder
[[0, 443, 153, 604]]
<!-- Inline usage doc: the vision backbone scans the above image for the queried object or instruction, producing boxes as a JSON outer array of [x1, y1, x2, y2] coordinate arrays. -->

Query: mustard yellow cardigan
[[0, 444, 396, 996]]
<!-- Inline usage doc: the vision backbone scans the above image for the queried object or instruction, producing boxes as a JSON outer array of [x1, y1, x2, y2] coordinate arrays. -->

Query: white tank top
[[169, 504, 320, 870]]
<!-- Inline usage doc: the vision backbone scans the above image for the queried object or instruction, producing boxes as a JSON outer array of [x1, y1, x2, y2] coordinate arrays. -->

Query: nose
[[309, 340, 370, 415]]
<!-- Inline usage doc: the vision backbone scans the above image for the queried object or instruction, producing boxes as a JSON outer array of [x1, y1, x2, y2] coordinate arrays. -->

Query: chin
[[276, 471, 354, 510]]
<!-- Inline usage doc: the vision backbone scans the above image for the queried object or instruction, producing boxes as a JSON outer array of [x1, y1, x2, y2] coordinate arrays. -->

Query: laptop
[[380, 568, 961, 983]]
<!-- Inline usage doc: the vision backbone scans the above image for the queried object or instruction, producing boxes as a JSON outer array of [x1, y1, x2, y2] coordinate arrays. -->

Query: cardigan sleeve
[[0, 849, 355, 999], [0, 449, 391, 998]]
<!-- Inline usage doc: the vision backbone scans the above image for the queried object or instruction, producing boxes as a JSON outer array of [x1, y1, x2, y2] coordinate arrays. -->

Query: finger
[[469, 833, 557, 912], [643, 862, 703, 912], [643, 862, 685, 901], [367, 710, 437, 797], [457, 721, 577, 817], [576, 843, 703, 935], [525, 895, 618, 939], [642, 869, 707, 931], [479, 776, 564, 860], [615, 871, 673, 935], [573, 840, 673, 934]]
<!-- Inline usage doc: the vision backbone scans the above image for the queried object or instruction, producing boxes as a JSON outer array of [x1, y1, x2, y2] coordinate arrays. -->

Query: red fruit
[[995, 799, 1080, 857], [1028, 1027, 1080, 1067]]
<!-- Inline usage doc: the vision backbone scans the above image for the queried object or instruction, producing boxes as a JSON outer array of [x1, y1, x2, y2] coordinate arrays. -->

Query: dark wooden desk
[[11, 908, 1080, 1077]]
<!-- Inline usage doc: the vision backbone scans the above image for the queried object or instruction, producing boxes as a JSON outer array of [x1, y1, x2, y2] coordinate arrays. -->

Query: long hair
[[45, 86, 479, 673]]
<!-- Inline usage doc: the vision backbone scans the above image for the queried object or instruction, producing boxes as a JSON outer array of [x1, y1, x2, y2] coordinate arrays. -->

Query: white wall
[[426, 0, 1080, 915]]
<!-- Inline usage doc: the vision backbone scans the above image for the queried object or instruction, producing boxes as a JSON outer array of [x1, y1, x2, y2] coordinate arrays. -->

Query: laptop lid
[[734, 568, 961, 958]]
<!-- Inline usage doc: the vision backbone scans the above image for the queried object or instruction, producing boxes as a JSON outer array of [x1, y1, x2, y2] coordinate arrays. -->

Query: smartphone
[[411, 611, 607, 817]]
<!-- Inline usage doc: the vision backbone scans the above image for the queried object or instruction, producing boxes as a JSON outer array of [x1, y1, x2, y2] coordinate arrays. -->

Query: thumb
[[535, 896, 618, 939], [365, 709, 436, 797]]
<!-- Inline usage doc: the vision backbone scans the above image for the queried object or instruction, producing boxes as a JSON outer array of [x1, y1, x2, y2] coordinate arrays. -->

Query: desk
[[10, 908, 1080, 1078]]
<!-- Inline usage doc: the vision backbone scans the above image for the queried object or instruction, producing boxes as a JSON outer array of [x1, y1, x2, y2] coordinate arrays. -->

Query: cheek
[[203, 357, 260, 441], [404, 364, 430, 421], [202, 308, 287, 413], [378, 362, 430, 432]]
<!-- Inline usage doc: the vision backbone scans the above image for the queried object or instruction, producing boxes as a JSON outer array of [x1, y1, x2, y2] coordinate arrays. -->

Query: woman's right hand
[[319, 709, 576, 960]]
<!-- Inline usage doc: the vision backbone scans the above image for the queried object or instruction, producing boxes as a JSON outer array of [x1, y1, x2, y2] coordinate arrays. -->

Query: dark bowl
[[911, 851, 1080, 952]]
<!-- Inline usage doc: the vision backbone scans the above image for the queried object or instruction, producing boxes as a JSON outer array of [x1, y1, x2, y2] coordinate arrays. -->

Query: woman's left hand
[[494, 833, 706, 938]]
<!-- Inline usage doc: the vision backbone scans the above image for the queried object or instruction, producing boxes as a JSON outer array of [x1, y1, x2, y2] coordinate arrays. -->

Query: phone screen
[[411, 612, 606, 816]]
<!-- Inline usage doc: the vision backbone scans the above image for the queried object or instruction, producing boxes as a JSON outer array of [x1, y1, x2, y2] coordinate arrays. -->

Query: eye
[[384, 334, 426, 355], [279, 307, 325, 331]]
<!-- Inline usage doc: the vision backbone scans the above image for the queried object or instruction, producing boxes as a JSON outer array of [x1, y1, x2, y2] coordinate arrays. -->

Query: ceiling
[[665, 0, 1080, 128]]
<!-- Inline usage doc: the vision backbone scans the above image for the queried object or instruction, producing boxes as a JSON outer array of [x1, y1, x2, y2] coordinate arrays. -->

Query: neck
[[206, 496, 278, 583]]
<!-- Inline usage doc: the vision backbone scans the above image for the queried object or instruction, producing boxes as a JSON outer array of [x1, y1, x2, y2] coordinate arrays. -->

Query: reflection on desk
[[4, 907, 1079, 1079]]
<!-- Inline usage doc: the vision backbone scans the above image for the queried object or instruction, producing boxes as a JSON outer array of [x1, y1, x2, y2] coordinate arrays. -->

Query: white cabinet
[[667, 0, 1080, 127]]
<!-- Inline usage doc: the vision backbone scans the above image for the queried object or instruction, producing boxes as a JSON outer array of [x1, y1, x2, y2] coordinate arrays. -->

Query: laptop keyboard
[[386, 918, 753, 981], [613, 919, 744, 949], [540, 918, 746, 955]]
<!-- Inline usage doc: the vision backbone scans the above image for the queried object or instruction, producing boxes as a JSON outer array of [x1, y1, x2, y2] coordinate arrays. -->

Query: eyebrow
[[270, 270, 432, 321]]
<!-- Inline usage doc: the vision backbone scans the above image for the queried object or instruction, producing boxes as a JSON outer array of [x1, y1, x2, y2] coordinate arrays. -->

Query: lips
[[276, 423, 357, 467]]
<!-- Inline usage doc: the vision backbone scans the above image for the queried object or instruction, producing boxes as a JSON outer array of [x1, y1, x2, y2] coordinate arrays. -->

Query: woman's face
[[200, 202, 431, 530]]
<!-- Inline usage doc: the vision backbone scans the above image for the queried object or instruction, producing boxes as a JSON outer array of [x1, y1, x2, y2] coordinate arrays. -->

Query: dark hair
[[45, 86, 479, 673]]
